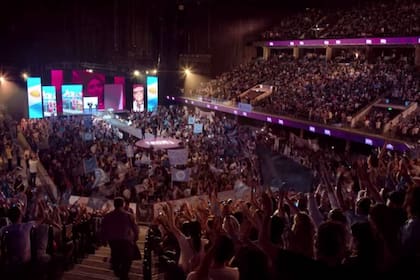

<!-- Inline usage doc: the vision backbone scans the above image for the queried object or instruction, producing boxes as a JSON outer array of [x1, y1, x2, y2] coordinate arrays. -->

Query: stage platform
[[136, 137, 181, 149]]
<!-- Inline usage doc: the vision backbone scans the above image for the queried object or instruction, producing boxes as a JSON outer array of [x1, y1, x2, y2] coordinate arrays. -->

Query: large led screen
[[104, 84, 124, 110], [83, 97, 98, 111], [42, 86, 57, 117], [72, 70, 105, 109], [27, 77, 43, 119], [62, 85, 83, 115], [132, 84, 145, 112], [146, 76, 158, 112]]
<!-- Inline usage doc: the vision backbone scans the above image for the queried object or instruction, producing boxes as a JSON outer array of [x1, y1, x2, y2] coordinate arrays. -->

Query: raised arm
[[163, 202, 186, 241], [257, 192, 278, 260], [307, 190, 324, 228]]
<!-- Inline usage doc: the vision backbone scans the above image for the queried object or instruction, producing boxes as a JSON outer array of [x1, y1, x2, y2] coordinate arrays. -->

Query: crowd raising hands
[[152, 151, 420, 280]]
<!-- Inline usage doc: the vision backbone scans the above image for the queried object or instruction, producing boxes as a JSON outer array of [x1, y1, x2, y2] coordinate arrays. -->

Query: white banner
[[167, 148, 189, 166]]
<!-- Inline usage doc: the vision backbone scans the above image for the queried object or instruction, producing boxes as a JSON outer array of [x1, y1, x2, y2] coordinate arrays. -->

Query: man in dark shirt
[[101, 197, 139, 280]]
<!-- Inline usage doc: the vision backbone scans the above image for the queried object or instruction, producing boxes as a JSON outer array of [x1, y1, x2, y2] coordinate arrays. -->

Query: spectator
[[101, 197, 139, 280]]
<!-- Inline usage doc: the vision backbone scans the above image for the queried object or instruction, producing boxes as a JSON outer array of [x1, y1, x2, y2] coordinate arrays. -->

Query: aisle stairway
[[63, 226, 162, 280]]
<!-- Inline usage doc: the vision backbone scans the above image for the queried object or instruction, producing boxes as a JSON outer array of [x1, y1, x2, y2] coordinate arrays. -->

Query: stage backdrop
[[62, 85, 83, 115], [114, 76, 126, 109], [42, 86, 57, 117], [27, 77, 43, 119], [104, 84, 124, 110], [72, 70, 105, 110], [51, 70, 64, 113], [146, 76, 158, 111]]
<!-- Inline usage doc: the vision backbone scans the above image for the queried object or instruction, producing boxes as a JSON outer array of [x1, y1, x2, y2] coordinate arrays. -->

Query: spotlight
[[184, 68, 191, 75], [145, 70, 149, 75], [133, 70, 140, 77], [152, 69, 157, 75], [22, 72, 29, 80], [0, 76, 4, 83], [86, 69, 93, 73]]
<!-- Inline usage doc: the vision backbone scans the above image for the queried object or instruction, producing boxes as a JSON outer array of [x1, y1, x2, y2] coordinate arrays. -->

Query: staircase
[[63, 226, 149, 280]]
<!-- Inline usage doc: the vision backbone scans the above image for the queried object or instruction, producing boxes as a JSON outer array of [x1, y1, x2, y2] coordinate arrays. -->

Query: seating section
[[393, 108, 420, 142], [262, 0, 420, 40], [196, 53, 419, 133]]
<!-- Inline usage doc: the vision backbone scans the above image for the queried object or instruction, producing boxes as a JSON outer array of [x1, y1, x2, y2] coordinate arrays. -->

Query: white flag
[[171, 168, 191, 182]]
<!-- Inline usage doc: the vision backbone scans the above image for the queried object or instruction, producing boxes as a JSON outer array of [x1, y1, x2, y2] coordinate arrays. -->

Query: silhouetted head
[[114, 197, 124, 209]]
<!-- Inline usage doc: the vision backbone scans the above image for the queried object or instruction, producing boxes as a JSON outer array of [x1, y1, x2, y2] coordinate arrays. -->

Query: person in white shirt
[[126, 142, 134, 168], [28, 154, 39, 188], [24, 149, 31, 169], [187, 235, 239, 280]]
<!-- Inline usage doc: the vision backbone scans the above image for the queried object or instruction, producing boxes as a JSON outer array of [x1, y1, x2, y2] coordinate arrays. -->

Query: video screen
[[42, 86, 57, 117], [132, 84, 145, 112], [104, 84, 124, 110], [72, 70, 105, 110], [83, 97, 99, 112], [27, 77, 43, 119], [146, 76, 158, 112], [62, 85, 83, 114]]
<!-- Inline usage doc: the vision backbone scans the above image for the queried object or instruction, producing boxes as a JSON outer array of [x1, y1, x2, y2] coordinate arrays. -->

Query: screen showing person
[[72, 70, 105, 110], [133, 84, 145, 112]]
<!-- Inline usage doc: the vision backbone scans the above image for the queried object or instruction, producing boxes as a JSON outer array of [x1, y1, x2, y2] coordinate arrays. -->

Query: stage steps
[[63, 226, 164, 280]]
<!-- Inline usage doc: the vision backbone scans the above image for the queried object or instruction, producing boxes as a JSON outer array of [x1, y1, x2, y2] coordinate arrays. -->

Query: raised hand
[[261, 191, 273, 216]]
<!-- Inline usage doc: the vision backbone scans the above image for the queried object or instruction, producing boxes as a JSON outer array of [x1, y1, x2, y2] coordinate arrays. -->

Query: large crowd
[[262, 0, 420, 40], [1, 103, 420, 279], [393, 108, 420, 142], [148, 120, 420, 280], [0, 107, 109, 279], [0, 1, 419, 279], [18, 106, 257, 208], [197, 52, 419, 131]]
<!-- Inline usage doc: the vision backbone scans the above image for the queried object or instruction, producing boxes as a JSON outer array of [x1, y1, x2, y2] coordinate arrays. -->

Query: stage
[[135, 137, 182, 149], [96, 112, 182, 149]]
